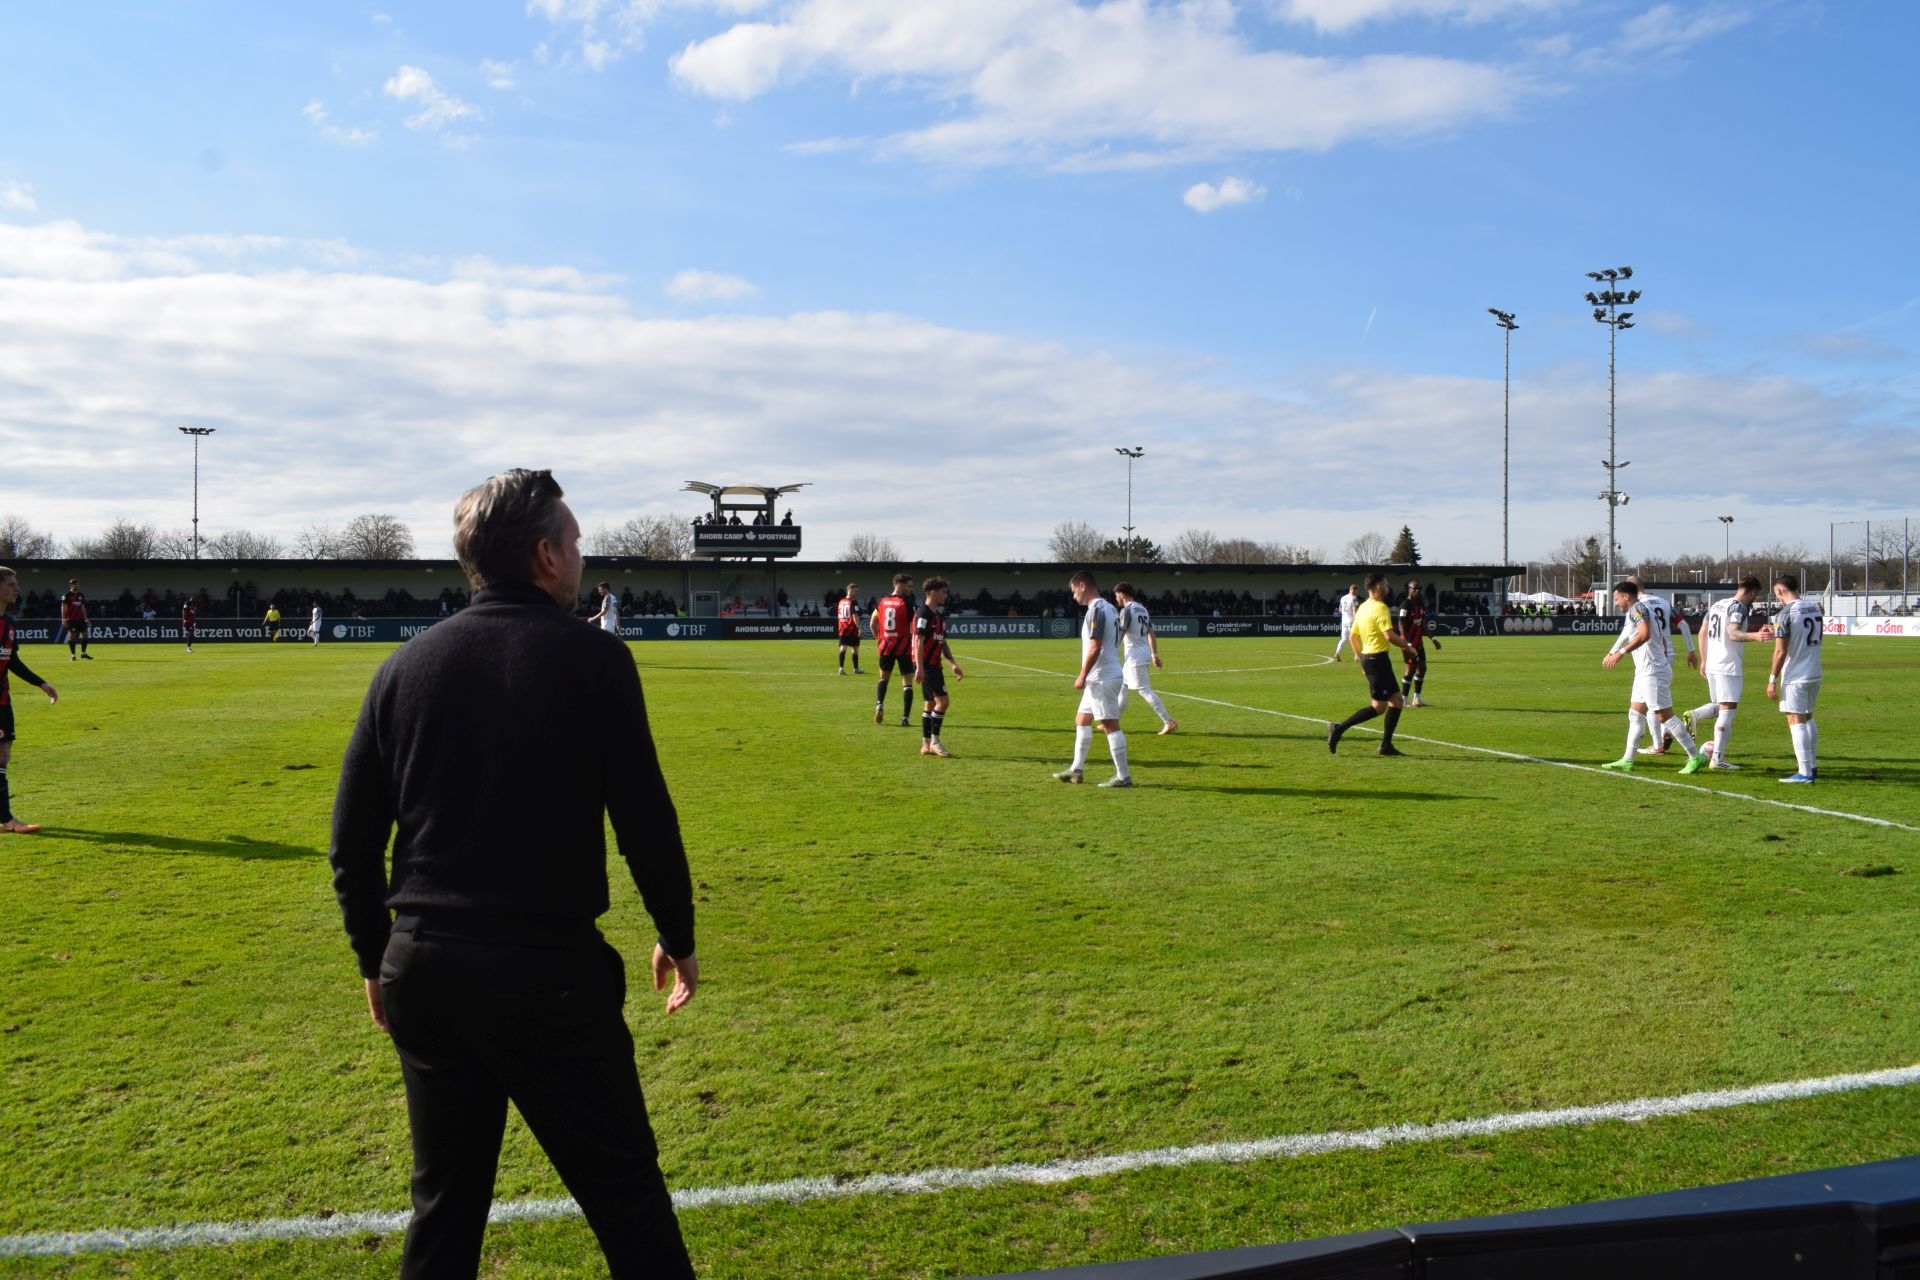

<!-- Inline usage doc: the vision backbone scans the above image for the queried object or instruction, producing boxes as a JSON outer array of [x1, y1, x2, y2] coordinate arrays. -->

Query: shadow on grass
[[46, 827, 322, 860], [1147, 784, 1478, 801]]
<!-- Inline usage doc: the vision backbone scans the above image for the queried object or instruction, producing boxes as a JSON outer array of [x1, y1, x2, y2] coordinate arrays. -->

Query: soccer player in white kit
[[589, 581, 621, 635], [1679, 577, 1767, 769], [1766, 574, 1824, 783], [1600, 580, 1708, 773], [1333, 584, 1359, 661], [307, 600, 323, 646], [1054, 571, 1133, 788], [1113, 582, 1176, 735]]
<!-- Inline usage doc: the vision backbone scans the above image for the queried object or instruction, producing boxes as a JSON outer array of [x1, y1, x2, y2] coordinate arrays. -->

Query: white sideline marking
[[5, 1064, 1917, 1258], [968, 655, 1920, 833]]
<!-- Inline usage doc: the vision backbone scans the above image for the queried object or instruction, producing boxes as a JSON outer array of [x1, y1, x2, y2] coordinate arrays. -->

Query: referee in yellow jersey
[[1328, 573, 1412, 757]]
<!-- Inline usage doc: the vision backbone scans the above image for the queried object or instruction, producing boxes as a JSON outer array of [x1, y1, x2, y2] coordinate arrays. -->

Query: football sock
[[838, 651, 846, 671], [1690, 701, 1717, 722], [68, 639, 76, 657], [902, 685, 914, 718], [875, 678, 889, 707], [1665, 717, 1700, 756], [1139, 689, 1172, 723], [921, 713, 932, 740], [1714, 708, 1736, 760], [1107, 730, 1129, 780], [1381, 706, 1402, 748], [1071, 725, 1093, 772], [1116, 687, 1130, 715], [929, 710, 944, 743], [1401, 674, 1413, 696], [1791, 721, 1817, 775], [1337, 706, 1381, 732], [0, 765, 10, 821], [1625, 710, 1648, 759], [1412, 676, 1424, 696]]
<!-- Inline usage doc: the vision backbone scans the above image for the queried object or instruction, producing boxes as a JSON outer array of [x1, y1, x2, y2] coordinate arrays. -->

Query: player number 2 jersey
[[1700, 597, 1751, 677], [1775, 597, 1824, 685], [1082, 598, 1124, 681], [1118, 601, 1154, 666]]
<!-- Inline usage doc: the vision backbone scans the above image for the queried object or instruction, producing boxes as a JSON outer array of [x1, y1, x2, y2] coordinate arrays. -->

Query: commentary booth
[[684, 479, 807, 618]]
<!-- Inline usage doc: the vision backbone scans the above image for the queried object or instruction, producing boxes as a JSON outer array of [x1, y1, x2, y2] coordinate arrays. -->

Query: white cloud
[[1616, 3, 1750, 55], [480, 58, 518, 90], [665, 268, 760, 301], [383, 66, 482, 131], [1274, 0, 1564, 36], [1, 182, 37, 213], [1183, 176, 1266, 212], [0, 214, 1909, 563], [667, 0, 1527, 167], [302, 99, 377, 147]]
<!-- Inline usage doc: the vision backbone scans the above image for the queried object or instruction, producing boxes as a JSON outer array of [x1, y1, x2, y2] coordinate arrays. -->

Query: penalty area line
[[4, 1064, 1917, 1258]]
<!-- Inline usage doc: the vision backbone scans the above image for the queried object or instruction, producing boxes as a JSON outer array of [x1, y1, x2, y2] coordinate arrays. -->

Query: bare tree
[[1168, 528, 1219, 564], [291, 524, 341, 559], [0, 514, 56, 559], [1048, 521, 1106, 563], [1342, 531, 1390, 564], [1269, 543, 1323, 565], [205, 529, 285, 559], [589, 515, 695, 560], [69, 518, 161, 559], [844, 532, 901, 562], [338, 514, 417, 559], [154, 527, 198, 558]]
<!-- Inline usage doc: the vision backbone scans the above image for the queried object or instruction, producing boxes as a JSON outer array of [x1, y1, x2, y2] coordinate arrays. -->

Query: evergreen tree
[[1388, 525, 1422, 565]]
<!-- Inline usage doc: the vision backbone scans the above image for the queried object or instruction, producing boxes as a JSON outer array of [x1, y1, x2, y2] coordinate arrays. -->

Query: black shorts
[[0, 702, 14, 742], [1401, 641, 1425, 668], [1361, 653, 1399, 703], [837, 631, 860, 648], [920, 665, 947, 699], [879, 651, 915, 676], [64, 620, 87, 638]]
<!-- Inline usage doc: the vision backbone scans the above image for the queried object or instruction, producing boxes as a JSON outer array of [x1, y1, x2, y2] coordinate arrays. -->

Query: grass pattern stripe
[[4, 1064, 1916, 1259]]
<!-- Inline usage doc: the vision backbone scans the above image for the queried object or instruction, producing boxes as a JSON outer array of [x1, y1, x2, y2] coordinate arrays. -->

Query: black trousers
[[380, 919, 694, 1279]]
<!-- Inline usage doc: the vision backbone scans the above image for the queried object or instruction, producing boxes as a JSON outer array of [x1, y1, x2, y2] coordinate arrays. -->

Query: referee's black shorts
[[1361, 652, 1399, 703]]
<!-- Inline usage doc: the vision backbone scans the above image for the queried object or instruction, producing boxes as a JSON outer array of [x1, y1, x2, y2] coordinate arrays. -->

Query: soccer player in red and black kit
[[834, 582, 865, 676], [870, 573, 916, 726], [0, 567, 60, 833], [182, 599, 198, 653], [1396, 579, 1441, 707], [913, 577, 964, 757], [61, 578, 91, 660]]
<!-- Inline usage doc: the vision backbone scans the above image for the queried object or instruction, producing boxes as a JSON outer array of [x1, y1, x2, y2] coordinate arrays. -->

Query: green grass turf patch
[[1, 634, 1916, 1276]]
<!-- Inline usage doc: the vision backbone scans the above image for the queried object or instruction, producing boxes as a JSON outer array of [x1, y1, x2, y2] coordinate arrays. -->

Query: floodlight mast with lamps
[[1488, 309, 1518, 568], [179, 427, 216, 560], [1584, 266, 1639, 609], [1114, 446, 1145, 564], [1719, 515, 1735, 577]]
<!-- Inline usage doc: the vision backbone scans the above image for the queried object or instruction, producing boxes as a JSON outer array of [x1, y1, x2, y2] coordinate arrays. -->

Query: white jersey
[[309, 606, 322, 630], [598, 596, 621, 634], [1337, 593, 1359, 626], [1775, 597, 1824, 685], [1700, 596, 1753, 677], [1082, 597, 1124, 682], [1619, 594, 1677, 676], [1118, 600, 1155, 666]]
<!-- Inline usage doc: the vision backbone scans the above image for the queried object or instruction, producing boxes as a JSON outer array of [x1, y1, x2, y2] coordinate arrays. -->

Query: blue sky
[[1, 1, 1915, 564]]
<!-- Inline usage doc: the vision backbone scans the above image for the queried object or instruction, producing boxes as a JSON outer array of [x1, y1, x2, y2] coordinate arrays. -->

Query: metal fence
[[1827, 517, 1917, 617]]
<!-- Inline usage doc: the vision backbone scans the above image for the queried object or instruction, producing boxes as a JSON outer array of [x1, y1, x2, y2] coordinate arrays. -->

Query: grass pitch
[[2, 634, 1917, 1278]]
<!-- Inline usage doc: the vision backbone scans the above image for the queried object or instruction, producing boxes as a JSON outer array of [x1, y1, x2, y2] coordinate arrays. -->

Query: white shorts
[[1122, 662, 1155, 692], [1778, 679, 1820, 716], [1705, 673, 1742, 705], [1630, 670, 1673, 712], [1078, 678, 1124, 722]]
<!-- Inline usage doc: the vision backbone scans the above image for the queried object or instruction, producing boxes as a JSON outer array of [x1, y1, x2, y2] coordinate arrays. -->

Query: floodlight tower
[[1488, 309, 1518, 568], [1585, 266, 1640, 608], [179, 427, 216, 559], [1115, 446, 1145, 564], [1719, 515, 1735, 577]]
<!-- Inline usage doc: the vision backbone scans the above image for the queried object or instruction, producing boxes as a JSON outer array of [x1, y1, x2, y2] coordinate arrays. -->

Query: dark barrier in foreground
[[971, 1155, 1920, 1279]]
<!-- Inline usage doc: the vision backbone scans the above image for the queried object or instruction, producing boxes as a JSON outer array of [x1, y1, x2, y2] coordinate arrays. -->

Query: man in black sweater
[[330, 469, 698, 1279]]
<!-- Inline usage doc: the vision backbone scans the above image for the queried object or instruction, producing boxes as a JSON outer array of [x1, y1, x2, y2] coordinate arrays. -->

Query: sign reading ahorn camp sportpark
[[691, 526, 803, 557]]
